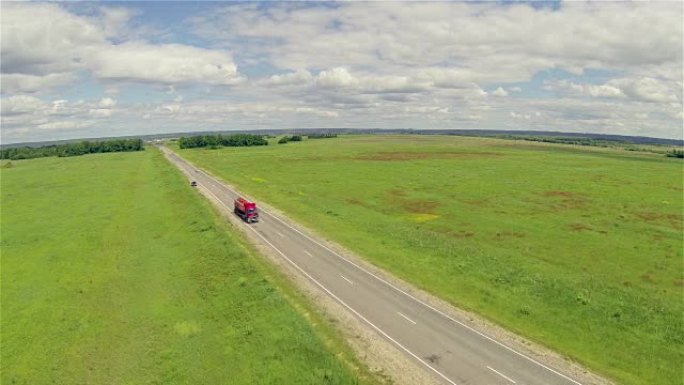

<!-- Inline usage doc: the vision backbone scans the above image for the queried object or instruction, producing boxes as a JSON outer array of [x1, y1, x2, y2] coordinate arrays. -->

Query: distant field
[[0, 149, 374, 384], [173, 135, 684, 385]]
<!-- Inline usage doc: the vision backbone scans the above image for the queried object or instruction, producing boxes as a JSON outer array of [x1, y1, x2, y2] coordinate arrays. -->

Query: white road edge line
[[340, 275, 354, 285], [397, 311, 417, 325], [166, 149, 581, 385], [487, 366, 517, 384], [197, 184, 459, 385], [260, 207, 582, 385]]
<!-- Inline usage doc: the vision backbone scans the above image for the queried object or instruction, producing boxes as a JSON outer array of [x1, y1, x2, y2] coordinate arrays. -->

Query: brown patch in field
[[569, 223, 592, 232], [544, 191, 578, 197], [387, 189, 407, 197], [346, 198, 364, 205], [357, 152, 430, 161], [640, 273, 656, 283], [637, 211, 663, 221], [294, 155, 349, 162], [448, 230, 475, 238], [402, 200, 441, 214], [673, 280, 684, 287], [429, 226, 475, 239], [385, 189, 441, 215], [496, 231, 526, 238], [635, 211, 683, 230], [355, 151, 500, 161], [542, 190, 590, 210], [463, 199, 489, 207]]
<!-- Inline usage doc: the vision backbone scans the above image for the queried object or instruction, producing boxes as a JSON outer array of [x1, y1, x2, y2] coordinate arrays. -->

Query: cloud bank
[[1, 1, 682, 143]]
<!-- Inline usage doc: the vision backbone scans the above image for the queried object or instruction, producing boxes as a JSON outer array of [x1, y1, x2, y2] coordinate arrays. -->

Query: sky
[[1, 1, 682, 144]]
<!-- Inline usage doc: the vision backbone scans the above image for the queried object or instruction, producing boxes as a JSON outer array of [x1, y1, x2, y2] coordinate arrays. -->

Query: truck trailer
[[234, 197, 259, 223]]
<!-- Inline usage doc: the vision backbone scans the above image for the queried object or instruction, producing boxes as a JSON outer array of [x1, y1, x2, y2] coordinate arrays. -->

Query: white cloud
[[1, 96, 123, 141], [37, 120, 94, 131], [316, 68, 359, 89], [260, 67, 433, 96], [261, 69, 313, 86], [545, 79, 625, 99], [510, 111, 532, 120], [363, 75, 430, 94], [492, 87, 509, 97], [545, 76, 681, 104], [86, 97, 117, 118], [192, 2, 681, 81], [1, 95, 47, 116], [99, 7, 138, 39], [1, 73, 75, 94], [1, 2, 682, 142], [155, 104, 181, 114], [98, 97, 117, 108], [89, 109, 113, 118], [89, 43, 242, 85], [0, 3, 104, 76], [609, 77, 681, 103], [50, 99, 69, 114], [0, 2, 244, 91]]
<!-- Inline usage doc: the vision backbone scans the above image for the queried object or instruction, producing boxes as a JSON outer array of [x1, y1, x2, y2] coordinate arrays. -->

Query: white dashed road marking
[[397, 311, 417, 325], [487, 366, 517, 384], [340, 275, 354, 285]]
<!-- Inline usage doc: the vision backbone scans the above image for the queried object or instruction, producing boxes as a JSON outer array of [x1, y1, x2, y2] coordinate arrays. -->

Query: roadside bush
[[278, 135, 303, 144], [665, 149, 684, 158]]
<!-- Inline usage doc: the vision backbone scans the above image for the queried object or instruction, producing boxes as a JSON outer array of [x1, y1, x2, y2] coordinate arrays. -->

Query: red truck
[[234, 197, 259, 223]]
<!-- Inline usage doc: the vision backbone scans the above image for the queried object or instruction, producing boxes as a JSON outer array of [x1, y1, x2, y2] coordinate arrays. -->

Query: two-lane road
[[162, 147, 583, 385]]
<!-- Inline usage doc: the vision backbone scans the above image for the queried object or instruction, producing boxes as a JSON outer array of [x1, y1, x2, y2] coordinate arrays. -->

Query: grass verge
[[1, 148, 375, 385]]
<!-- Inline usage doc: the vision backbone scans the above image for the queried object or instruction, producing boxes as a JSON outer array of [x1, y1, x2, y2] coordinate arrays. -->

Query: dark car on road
[[191, 181, 198, 187]]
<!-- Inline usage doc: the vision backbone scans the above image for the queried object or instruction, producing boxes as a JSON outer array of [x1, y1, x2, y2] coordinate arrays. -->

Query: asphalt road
[[162, 147, 583, 385]]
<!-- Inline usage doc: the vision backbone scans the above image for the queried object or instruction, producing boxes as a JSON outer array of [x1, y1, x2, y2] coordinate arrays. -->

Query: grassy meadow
[[172, 135, 684, 385], [0, 148, 375, 384]]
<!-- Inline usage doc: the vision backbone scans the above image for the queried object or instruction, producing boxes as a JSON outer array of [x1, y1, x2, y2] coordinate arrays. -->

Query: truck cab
[[234, 197, 259, 223]]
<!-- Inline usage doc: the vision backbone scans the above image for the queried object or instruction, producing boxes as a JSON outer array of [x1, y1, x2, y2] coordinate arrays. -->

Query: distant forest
[[178, 134, 268, 149], [497, 135, 684, 158], [0, 138, 144, 160]]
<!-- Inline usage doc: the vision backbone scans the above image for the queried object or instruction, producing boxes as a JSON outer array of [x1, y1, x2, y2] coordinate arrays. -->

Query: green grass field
[[172, 135, 684, 385], [0, 148, 376, 385]]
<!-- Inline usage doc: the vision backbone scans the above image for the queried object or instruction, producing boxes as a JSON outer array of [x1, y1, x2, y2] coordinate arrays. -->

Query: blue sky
[[1, 1, 682, 143]]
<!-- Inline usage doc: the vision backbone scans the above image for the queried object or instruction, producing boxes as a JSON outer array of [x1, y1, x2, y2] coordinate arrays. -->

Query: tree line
[[178, 134, 268, 149], [499, 135, 683, 158], [1, 138, 144, 160], [498, 135, 621, 147], [278, 135, 302, 144], [665, 149, 684, 159], [306, 133, 338, 139]]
